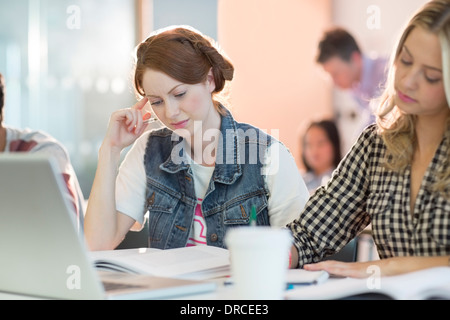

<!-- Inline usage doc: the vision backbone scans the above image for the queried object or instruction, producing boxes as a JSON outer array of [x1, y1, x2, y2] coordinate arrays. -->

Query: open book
[[285, 267, 450, 300], [90, 246, 231, 281]]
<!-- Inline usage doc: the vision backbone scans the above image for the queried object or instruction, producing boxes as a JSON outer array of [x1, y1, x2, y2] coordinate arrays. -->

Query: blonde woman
[[288, 0, 450, 277]]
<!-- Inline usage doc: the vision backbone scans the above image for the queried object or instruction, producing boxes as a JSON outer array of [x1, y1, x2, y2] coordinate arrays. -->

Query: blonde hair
[[376, 0, 450, 197]]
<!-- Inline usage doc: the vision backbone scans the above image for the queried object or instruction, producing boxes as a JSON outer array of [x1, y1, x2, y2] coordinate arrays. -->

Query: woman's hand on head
[[103, 97, 151, 152]]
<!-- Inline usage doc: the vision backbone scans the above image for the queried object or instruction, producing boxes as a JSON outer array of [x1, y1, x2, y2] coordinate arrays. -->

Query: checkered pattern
[[287, 124, 450, 267]]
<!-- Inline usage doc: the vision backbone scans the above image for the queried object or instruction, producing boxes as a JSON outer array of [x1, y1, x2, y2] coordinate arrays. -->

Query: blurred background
[[0, 0, 428, 198]]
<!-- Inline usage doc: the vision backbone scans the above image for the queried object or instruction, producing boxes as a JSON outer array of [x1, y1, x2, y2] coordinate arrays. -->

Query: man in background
[[316, 27, 388, 134], [0, 72, 85, 231], [315, 29, 386, 262]]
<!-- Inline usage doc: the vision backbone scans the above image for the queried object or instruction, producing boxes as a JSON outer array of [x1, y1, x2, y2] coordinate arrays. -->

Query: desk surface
[[0, 276, 236, 300], [3, 272, 449, 300], [0, 277, 346, 300]]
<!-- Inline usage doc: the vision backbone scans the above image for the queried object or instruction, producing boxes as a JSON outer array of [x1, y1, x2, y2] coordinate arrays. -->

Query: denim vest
[[143, 108, 273, 249]]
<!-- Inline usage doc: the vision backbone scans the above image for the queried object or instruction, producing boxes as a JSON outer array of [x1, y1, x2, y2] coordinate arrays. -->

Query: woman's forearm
[[303, 255, 450, 278], [381, 255, 450, 276], [84, 145, 123, 250]]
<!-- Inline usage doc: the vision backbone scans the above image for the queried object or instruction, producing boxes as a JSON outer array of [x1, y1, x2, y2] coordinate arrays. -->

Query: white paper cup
[[225, 227, 293, 300]]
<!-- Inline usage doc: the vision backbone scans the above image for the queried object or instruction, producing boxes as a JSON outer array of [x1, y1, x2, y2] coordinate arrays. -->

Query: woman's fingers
[[109, 98, 151, 140], [124, 109, 135, 127], [143, 112, 152, 121], [132, 97, 149, 111], [131, 97, 151, 134]]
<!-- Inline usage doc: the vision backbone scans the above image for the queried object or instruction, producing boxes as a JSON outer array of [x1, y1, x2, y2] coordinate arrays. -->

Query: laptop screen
[[0, 154, 104, 299]]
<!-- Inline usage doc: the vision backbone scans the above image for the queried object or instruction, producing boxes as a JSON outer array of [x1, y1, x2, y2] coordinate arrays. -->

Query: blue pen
[[249, 205, 257, 226]]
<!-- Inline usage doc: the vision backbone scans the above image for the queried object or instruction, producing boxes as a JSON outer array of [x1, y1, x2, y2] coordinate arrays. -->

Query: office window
[[0, 0, 137, 196], [0, 0, 218, 199]]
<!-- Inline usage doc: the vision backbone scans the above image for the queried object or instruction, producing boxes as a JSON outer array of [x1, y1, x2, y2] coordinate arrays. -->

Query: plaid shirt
[[288, 124, 450, 266]]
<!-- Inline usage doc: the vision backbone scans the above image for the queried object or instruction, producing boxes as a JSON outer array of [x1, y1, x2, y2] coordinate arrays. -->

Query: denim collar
[[160, 107, 242, 185]]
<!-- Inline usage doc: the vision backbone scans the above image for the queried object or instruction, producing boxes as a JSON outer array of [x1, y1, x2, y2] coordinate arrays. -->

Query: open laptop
[[0, 154, 216, 299]]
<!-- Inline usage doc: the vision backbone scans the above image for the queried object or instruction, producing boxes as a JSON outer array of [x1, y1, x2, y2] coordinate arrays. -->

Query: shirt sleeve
[[263, 141, 310, 228], [45, 145, 85, 231], [6, 126, 86, 231], [115, 132, 151, 226], [287, 126, 376, 266]]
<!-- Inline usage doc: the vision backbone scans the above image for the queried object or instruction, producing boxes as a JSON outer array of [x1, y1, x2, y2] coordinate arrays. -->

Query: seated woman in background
[[300, 119, 342, 194], [288, 0, 450, 277]]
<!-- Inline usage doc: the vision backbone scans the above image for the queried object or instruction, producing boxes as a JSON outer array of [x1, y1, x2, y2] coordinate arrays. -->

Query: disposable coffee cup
[[224, 227, 293, 300]]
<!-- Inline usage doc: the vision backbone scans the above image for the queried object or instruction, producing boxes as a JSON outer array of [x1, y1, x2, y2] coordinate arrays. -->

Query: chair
[[115, 219, 149, 249], [323, 238, 358, 262]]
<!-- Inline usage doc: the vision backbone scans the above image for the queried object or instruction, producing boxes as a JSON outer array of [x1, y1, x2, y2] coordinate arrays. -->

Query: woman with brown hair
[[84, 26, 309, 251]]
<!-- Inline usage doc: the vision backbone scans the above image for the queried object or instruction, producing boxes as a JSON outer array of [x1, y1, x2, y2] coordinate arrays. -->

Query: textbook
[[90, 246, 231, 281], [285, 267, 450, 300]]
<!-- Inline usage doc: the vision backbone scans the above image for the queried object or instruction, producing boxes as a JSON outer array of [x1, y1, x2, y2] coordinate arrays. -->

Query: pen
[[249, 205, 257, 226], [143, 118, 158, 124]]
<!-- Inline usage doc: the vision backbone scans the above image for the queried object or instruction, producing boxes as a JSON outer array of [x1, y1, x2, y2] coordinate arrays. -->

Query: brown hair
[[316, 27, 361, 64], [134, 26, 234, 114]]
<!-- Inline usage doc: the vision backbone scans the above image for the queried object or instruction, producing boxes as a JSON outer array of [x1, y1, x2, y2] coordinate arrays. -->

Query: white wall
[[332, 0, 429, 56], [218, 0, 333, 168]]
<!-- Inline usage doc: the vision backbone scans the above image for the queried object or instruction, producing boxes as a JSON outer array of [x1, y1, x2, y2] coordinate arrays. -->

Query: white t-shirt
[[116, 130, 309, 245], [185, 160, 214, 246]]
